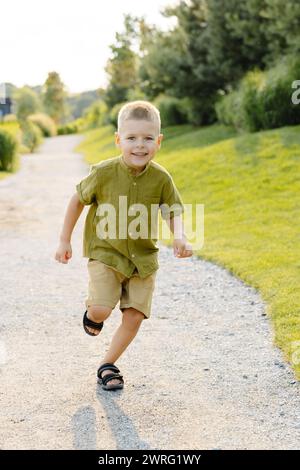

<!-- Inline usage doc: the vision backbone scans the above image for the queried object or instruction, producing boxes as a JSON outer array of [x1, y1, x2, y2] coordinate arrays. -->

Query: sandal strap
[[83, 311, 103, 330], [97, 363, 120, 378], [101, 373, 124, 386]]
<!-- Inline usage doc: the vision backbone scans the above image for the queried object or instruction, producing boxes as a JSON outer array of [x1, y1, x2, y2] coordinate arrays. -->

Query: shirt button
[[133, 182, 137, 186], [131, 254, 135, 258]]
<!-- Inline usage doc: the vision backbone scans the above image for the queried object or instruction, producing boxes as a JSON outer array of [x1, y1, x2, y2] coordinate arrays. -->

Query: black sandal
[[83, 310, 104, 336], [97, 363, 124, 391]]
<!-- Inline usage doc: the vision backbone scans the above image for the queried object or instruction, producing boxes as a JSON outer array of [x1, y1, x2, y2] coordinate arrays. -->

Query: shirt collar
[[119, 154, 152, 177]]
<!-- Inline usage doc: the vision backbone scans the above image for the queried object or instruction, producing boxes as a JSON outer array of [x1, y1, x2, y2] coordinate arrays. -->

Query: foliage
[[0, 128, 17, 171], [3, 114, 17, 123], [153, 95, 189, 127], [216, 55, 300, 131], [13, 86, 41, 121], [102, 1, 300, 126], [108, 102, 127, 129], [42, 72, 67, 124], [83, 100, 109, 129], [103, 15, 140, 109], [20, 119, 43, 153], [28, 113, 57, 137]]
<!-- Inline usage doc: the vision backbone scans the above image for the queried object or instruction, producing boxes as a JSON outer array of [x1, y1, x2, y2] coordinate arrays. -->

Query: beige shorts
[[85, 259, 157, 319]]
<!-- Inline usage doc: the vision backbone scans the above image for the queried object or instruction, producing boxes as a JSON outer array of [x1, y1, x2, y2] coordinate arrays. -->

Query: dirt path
[[0, 135, 299, 450]]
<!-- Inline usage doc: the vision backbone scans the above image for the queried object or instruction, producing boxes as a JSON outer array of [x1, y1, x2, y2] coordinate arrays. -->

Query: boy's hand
[[55, 241, 72, 264], [173, 238, 193, 258]]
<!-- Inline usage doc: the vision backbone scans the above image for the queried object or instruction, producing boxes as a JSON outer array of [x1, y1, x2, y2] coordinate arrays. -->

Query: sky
[[1, 0, 178, 94]]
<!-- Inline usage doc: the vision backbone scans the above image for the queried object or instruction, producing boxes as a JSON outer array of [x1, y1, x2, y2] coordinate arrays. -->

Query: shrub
[[240, 71, 265, 132], [58, 117, 86, 134], [216, 55, 300, 132], [28, 113, 57, 137], [3, 114, 17, 123], [20, 120, 43, 153], [258, 56, 300, 129], [215, 90, 242, 129], [216, 70, 265, 131], [14, 86, 41, 121], [181, 95, 218, 126], [57, 123, 78, 135], [0, 129, 17, 171], [153, 95, 189, 127], [83, 100, 109, 129], [109, 102, 127, 129]]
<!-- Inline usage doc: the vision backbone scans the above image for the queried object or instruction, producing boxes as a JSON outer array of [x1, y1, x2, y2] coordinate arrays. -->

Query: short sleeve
[[76, 165, 99, 205], [160, 175, 184, 220]]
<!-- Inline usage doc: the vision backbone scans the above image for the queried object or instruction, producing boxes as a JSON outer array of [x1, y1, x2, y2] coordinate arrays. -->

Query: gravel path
[[0, 134, 299, 450]]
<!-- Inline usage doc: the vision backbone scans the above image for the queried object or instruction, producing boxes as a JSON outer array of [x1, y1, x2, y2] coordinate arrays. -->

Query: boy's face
[[115, 119, 163, 173]]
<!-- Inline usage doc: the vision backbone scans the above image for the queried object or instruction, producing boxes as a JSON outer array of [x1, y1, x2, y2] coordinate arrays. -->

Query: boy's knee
[[88, 305, 112, 322], [122, 308, 145, 329]]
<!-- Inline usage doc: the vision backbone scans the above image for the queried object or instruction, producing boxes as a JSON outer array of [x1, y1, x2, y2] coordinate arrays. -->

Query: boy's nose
[[136, 141, 145, 148]]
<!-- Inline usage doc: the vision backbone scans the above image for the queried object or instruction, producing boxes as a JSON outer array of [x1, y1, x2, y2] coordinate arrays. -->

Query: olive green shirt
[[76, 154, 184, 278]]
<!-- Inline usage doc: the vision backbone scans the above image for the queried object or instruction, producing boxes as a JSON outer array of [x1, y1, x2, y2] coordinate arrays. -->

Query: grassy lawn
[[76, 123, 300, 379]]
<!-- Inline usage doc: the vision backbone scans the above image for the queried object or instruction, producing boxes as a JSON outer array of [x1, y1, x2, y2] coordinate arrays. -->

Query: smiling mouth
[[132, 153, 148, 157]]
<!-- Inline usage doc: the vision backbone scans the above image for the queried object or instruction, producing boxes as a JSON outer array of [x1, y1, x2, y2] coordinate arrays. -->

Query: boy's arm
[[54, 193, 85, 264], [160, 174, 192, 258], [165, 214, 193, 258]]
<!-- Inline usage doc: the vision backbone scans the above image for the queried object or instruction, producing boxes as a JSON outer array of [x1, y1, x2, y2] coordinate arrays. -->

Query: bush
[[153, 95, 189, 127], [58, 117, 86, 135], [57, 123, 78, 135], [216, 56, 300, 132], [126, 88, 148, 102], [182, 95, 218, 126], [28, 113, 57, 137], [216, 70, 265, 131], [83, 101, 109, 129], [109, 102, 127, 129], [0, 129, 18, 171], [215, 90, 242, 129], [258, 56, 300, 130], [14, 86, 41, 121], [240, 71, 266, 131], [20, 120, 43, 153], [3, 114, 17, 123]]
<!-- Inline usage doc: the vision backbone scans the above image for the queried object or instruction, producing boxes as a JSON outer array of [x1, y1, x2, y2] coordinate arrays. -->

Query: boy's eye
[[127, 136, 154, 141]]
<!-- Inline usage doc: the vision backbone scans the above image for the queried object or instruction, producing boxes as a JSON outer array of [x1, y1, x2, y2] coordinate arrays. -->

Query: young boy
[[54, 100, 192, 391]]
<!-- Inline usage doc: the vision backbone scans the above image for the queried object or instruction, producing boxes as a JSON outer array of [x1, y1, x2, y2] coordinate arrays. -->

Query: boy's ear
[[115, 132, 120, 146], [157, 133, 163, 147]]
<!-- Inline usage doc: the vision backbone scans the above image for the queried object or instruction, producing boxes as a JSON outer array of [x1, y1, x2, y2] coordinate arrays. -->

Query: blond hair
[[118, 100, 161, 132]]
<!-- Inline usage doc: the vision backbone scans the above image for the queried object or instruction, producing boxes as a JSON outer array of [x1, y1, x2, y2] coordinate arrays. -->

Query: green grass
[[76, 123, 300, 379]]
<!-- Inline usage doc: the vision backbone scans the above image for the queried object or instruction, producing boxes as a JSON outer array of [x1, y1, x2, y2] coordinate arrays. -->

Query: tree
[[138, 21, 188, 100], [154, 0, 219, 124], [205, 0, 268, 86], [101, 0, 300, 125], [103, 15, 140, 109], [14, 86, 41, 121], [42, 72, 67, 124], [263, 0, 300, 62]]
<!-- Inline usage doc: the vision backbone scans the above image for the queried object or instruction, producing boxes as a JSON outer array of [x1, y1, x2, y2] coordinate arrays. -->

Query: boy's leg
[[100, 271, 156, 385], [100, 307, 145, 385], [85, 305, 113, 335], [85, 260, 123, 335]]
